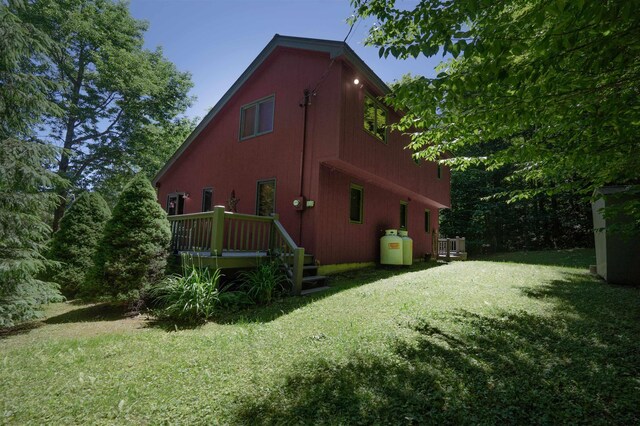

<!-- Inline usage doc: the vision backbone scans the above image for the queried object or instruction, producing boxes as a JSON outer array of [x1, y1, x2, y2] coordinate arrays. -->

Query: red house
[[154, 35, 450, 286]]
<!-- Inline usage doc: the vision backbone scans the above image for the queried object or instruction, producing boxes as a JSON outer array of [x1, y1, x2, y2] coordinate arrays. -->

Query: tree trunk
[[51, 49, 85, 232]]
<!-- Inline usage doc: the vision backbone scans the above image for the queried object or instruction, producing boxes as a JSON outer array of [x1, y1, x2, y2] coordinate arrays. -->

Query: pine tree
[[92, 175, 171, 301], [0, 139, 65, 327], [0, 1, 65, 327], [49, 192, 110, 298]]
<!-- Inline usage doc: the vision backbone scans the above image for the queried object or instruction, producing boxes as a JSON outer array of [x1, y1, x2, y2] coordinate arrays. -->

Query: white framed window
[[240, 95, 275, 140]]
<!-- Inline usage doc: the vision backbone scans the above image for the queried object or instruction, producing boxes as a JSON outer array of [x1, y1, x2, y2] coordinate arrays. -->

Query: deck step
[[301, 275, 328, 290], [300, 286, 330, 296], [302, 275, 327, 283]]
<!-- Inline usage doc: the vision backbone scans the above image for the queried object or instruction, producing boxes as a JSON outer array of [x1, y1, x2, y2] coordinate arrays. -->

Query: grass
[[1, 249, 639, 424]]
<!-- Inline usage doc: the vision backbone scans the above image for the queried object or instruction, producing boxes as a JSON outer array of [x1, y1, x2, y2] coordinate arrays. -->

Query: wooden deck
[[177, 250, 314, 269], [169, 206, 307, 294]]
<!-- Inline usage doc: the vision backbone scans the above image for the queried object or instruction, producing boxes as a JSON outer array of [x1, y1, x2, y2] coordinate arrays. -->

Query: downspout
[[298, 88, 311, 246]]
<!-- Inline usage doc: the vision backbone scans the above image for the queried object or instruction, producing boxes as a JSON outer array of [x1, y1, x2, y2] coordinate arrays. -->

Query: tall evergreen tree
[[49, 192, 110, 298], [92, 175, 170, 301], [0, 0, 65, 327], [10, 0, 194, 230]]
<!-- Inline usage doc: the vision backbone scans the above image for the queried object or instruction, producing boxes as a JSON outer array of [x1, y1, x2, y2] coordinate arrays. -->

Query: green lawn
[[2, 249, 639, 424]]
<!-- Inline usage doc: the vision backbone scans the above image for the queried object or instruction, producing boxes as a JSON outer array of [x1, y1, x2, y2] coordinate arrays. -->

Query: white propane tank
[[380, 229, 403, 265], [398, 230, 413, 266]]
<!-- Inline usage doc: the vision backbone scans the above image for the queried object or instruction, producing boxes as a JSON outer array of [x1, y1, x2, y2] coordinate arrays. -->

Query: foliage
[[10, 0, 194, 229], [3, 251, 640, 424], [440, 142, 593, 254], [91, 174, 170, 301], [0, 138, 65, 327], [0, 1, 65, 327], [150, 256, 223, 323], [94, 116, 197, 206], [237, 259, 291, 305], [48, 192, 110, 298], [353, 0, 640, 227]]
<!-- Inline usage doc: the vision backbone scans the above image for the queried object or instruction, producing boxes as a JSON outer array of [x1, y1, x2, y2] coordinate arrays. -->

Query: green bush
[[49, 192, 110, 298], [238, 259, 291, 305], [151, 256, 223, 323], [91, 175, 170, 301]]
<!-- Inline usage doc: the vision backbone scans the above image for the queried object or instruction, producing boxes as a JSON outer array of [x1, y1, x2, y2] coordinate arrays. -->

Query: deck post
[[211, 205, 225, 256], [269, 213, 279, 252], [446, 238, 451, 260], [292, 247, 304, 296]]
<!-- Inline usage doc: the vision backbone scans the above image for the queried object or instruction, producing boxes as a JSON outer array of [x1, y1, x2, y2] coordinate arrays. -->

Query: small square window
[[349, 184, 363, 224], [240, 96, 274, 140]]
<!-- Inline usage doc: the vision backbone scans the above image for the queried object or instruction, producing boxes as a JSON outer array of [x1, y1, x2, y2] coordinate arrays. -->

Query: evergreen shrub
[[91, 174, 170, 301], [49, 192, 110, 298]]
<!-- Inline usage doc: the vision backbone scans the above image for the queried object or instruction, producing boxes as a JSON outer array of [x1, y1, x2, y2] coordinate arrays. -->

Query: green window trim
[[256, 179, 276, 216], [424, 209, 431, 233], [202, 187, 213, 212], [400, 201, 408, 230], [349, 184, 364, 224], [363, 94, 387, 143], [239, 95, 275, 141]]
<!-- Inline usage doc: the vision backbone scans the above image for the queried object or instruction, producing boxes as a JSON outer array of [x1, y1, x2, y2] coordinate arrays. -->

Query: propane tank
[[380, 229, 403, 265], [398, 230, 413, 266]]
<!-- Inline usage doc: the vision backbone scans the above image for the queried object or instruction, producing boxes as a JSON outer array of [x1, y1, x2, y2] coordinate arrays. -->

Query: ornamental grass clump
[[151, 256, 223, 323], [238, 259, 291, 305]]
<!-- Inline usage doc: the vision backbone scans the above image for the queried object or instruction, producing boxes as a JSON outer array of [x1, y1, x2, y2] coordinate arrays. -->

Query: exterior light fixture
[[353, 78, 360, 85]]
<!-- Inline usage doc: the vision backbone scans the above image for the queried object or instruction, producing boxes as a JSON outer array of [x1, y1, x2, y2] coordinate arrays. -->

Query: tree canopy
[[10, 0, 194, 229], [353, 0, 640, 217]]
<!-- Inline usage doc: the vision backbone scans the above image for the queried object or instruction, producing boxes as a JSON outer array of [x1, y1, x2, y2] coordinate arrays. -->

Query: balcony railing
[[168, 205, 304, 295], [437, 236, 467, 260]]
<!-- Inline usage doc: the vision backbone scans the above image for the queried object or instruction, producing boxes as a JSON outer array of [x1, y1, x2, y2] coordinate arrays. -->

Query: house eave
[[152, 34, 390, 185]]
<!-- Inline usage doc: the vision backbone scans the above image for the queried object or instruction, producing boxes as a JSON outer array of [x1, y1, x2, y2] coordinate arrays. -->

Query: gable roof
[[153, 34, 390, 185]]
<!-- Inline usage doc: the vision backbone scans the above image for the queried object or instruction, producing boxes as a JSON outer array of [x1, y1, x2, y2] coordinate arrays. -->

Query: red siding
[[313, 165, 439, 265], [157, 47, 342, 246], [157, 43, 450, 266]]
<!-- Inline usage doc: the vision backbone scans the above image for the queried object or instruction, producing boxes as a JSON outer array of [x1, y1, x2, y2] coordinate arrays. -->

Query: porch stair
[[281, 253, 328, 291]]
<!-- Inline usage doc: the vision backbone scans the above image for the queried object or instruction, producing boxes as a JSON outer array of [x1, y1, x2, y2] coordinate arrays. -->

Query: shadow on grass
[[44, 303, 132, 324], [232, 272, 640, 424], [476, 248, 595, 269], [0, 321, 45, 340], [145, 261, 444, 330]]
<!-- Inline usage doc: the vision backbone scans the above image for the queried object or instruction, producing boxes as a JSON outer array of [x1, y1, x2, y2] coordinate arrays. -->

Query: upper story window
[[364, 94, 387, 143], [240, 96, 275, 140]]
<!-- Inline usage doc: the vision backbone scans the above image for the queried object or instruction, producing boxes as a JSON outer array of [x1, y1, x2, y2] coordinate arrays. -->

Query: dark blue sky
[[129, 0, 443, 119]]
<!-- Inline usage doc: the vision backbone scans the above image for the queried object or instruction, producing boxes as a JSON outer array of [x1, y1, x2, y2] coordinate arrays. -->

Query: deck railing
[[437, 236, 467, 260], [168, 205, 304, 295]]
